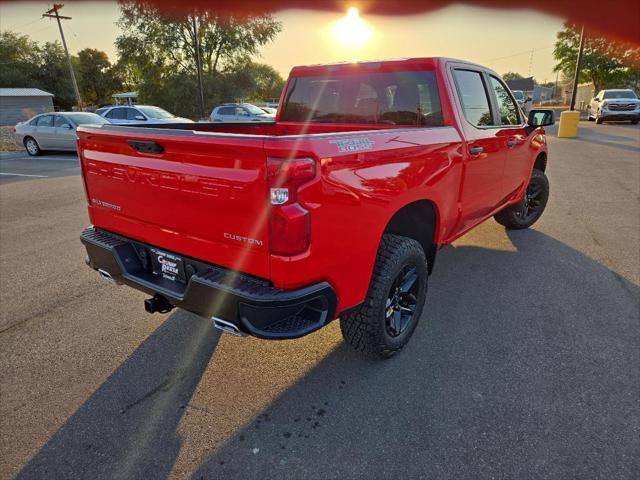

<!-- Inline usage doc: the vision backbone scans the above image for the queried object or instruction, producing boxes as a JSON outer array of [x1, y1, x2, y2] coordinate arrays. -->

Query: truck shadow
[[17, 310, 221, 480], [191, 229, 638, 479], [17, 229, 639, 479]]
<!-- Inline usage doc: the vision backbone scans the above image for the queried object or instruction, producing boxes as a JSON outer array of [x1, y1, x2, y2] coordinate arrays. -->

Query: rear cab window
[[280, 69, 443, 126]]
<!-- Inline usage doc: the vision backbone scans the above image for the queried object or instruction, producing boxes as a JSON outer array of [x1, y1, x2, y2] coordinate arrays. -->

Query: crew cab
[[78, 58, 554, 358], [587, 89, 640, 124]]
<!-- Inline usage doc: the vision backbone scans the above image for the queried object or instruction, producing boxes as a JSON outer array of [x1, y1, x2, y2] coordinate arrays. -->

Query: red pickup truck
[[79, 57, 553, 358]]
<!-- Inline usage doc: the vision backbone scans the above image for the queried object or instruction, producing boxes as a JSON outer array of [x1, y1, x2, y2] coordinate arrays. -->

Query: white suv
[[210, 103, 275, 122], [588, 89, 640, 124]]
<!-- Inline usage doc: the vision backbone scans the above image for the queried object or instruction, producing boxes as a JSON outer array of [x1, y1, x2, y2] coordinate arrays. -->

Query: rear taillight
[[267, 157, 316, 256]]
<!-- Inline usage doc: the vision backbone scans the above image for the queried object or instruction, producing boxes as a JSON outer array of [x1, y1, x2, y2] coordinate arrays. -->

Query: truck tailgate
[[77, 126, 270, 279]]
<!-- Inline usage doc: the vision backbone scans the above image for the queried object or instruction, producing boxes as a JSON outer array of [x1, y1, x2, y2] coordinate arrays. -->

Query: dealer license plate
[[150, 248, 186, 284]]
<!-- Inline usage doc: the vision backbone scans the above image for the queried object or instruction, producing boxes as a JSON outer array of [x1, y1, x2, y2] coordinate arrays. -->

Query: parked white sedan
[[14, 112, 109, 156], [97, 105, 193, 125]]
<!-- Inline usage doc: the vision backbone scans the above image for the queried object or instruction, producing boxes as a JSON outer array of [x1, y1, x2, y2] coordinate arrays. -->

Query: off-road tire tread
[[340, 234, 426, 359]]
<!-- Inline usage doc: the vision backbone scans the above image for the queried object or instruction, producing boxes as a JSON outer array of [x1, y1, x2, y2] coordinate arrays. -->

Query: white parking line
[[0, 172, 49, 178]]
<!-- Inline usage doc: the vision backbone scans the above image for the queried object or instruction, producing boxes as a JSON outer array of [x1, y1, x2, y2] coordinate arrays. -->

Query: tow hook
[[144, 294, 174, 314]]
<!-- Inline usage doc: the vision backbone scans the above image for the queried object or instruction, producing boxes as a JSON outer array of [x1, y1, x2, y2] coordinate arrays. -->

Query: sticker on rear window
[[330, 137, 375, 153]]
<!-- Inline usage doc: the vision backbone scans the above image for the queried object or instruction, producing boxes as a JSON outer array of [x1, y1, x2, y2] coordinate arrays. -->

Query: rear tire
[[494, 168, 549, 230], [24, 137, 41, 156], [340, 234, 428, 359], [631, 119, 639, 125]]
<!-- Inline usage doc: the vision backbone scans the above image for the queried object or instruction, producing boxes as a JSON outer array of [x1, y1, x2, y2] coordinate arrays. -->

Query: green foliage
[[77, 48, 123, 106], [0, 31, 122, 109], [115, 1, 284, 118], [553, 23, 640, 92], [0, 31, 75, 109], [502, 72, 525, 81]]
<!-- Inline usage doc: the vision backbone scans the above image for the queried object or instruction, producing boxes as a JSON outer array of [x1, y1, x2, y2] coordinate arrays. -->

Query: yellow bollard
[[557, 110, 581, 138]]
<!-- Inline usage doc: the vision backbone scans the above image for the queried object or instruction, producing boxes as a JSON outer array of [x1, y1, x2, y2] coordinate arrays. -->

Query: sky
[[0, 2, 566, 83]]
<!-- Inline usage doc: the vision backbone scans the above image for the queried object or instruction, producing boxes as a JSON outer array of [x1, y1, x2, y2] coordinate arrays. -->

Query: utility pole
[[569, 24, 586, 111], [191, 15, 206, 120], [43, 4, 83, 109]]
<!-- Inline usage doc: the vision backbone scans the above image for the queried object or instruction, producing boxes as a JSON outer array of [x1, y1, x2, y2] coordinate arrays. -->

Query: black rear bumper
[[81, 228, 337, 339]]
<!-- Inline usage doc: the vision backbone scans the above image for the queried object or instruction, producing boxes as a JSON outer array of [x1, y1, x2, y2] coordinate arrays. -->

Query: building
[[0, 88, 54, 126], [533, 85, 554, 102], [505, 77, 535, 96], [504, 77, 554, 103], [112, 92, 138, 105]]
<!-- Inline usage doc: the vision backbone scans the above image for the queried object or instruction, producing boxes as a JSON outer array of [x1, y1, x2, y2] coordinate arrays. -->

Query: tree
[[553, 23, 640, 92], [502, 72, 525, 81], [115, 1, 283, 117], [77, 48, 123, 105], [0, 31, 41, 87], [224, 61, 285, 102], [0, 32, 77, 110]]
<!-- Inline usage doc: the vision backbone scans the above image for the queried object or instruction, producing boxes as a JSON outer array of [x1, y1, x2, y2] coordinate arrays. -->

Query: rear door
[[449, 67, 507, 232], [77, 127, 271, 279]]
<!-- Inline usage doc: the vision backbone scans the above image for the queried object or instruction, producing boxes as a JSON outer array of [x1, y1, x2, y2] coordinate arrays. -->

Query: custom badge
[[330, 137, 375, 153]]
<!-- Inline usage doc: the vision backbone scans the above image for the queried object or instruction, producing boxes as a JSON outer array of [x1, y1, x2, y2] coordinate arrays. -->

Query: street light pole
[[191, 15, 206, 120], [43, 4, 83, 109], [569, 24, 586, 111]]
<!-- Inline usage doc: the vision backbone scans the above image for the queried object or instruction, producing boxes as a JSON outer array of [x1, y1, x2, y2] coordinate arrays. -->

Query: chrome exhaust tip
[[212, 317, 247, 337], [97, 269, 115, 284]]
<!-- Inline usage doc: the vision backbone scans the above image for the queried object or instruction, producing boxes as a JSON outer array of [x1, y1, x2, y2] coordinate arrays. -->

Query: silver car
[[14, 112, 109, 156], [210, 103, 275, 122], [98, 105, 192, 125]]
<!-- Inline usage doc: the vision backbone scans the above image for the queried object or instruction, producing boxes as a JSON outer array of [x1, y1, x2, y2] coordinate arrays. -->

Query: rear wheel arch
[[382, 199, 438, 274]]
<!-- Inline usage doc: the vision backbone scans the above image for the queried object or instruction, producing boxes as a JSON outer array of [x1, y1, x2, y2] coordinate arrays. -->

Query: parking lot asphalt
[[0, 151, 79, 184], [0, 121, 638, 479]]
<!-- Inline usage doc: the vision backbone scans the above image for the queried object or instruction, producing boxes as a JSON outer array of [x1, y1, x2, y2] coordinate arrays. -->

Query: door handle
[[468, 146, 484, 156], [506, 139, 518, 147], [127, 140, 164, 154]]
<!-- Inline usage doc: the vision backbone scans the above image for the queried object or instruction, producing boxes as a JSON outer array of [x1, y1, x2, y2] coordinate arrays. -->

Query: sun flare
[[331, 7, 372, 49]]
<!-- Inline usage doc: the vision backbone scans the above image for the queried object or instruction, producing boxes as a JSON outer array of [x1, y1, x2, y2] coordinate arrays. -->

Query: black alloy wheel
[[518, 175, 546, 224], [385, 265, 419, 337]]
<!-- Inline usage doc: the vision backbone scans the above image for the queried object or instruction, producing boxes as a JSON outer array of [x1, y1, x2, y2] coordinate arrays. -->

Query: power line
[[11, 17, 44, 31], [481, 45, 554, 63]]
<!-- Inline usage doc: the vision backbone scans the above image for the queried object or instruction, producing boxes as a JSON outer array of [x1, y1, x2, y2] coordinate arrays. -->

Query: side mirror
[[61, 123, 72, 129], [135, 115, 146, 121], [526, 109, 554, 133]]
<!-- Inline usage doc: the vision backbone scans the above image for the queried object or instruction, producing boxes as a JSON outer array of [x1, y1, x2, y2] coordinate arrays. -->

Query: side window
[[218, 107, 234, 116], [54, 116, 70, 127], [236, 107, 249, 116], [36, 115, 53, 127], [126, 108, 142, 120], [29, 117, 39, 126], [105, 108, 120, 119], [453, 69, 492, 127], [489, 76, 520, 125]]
